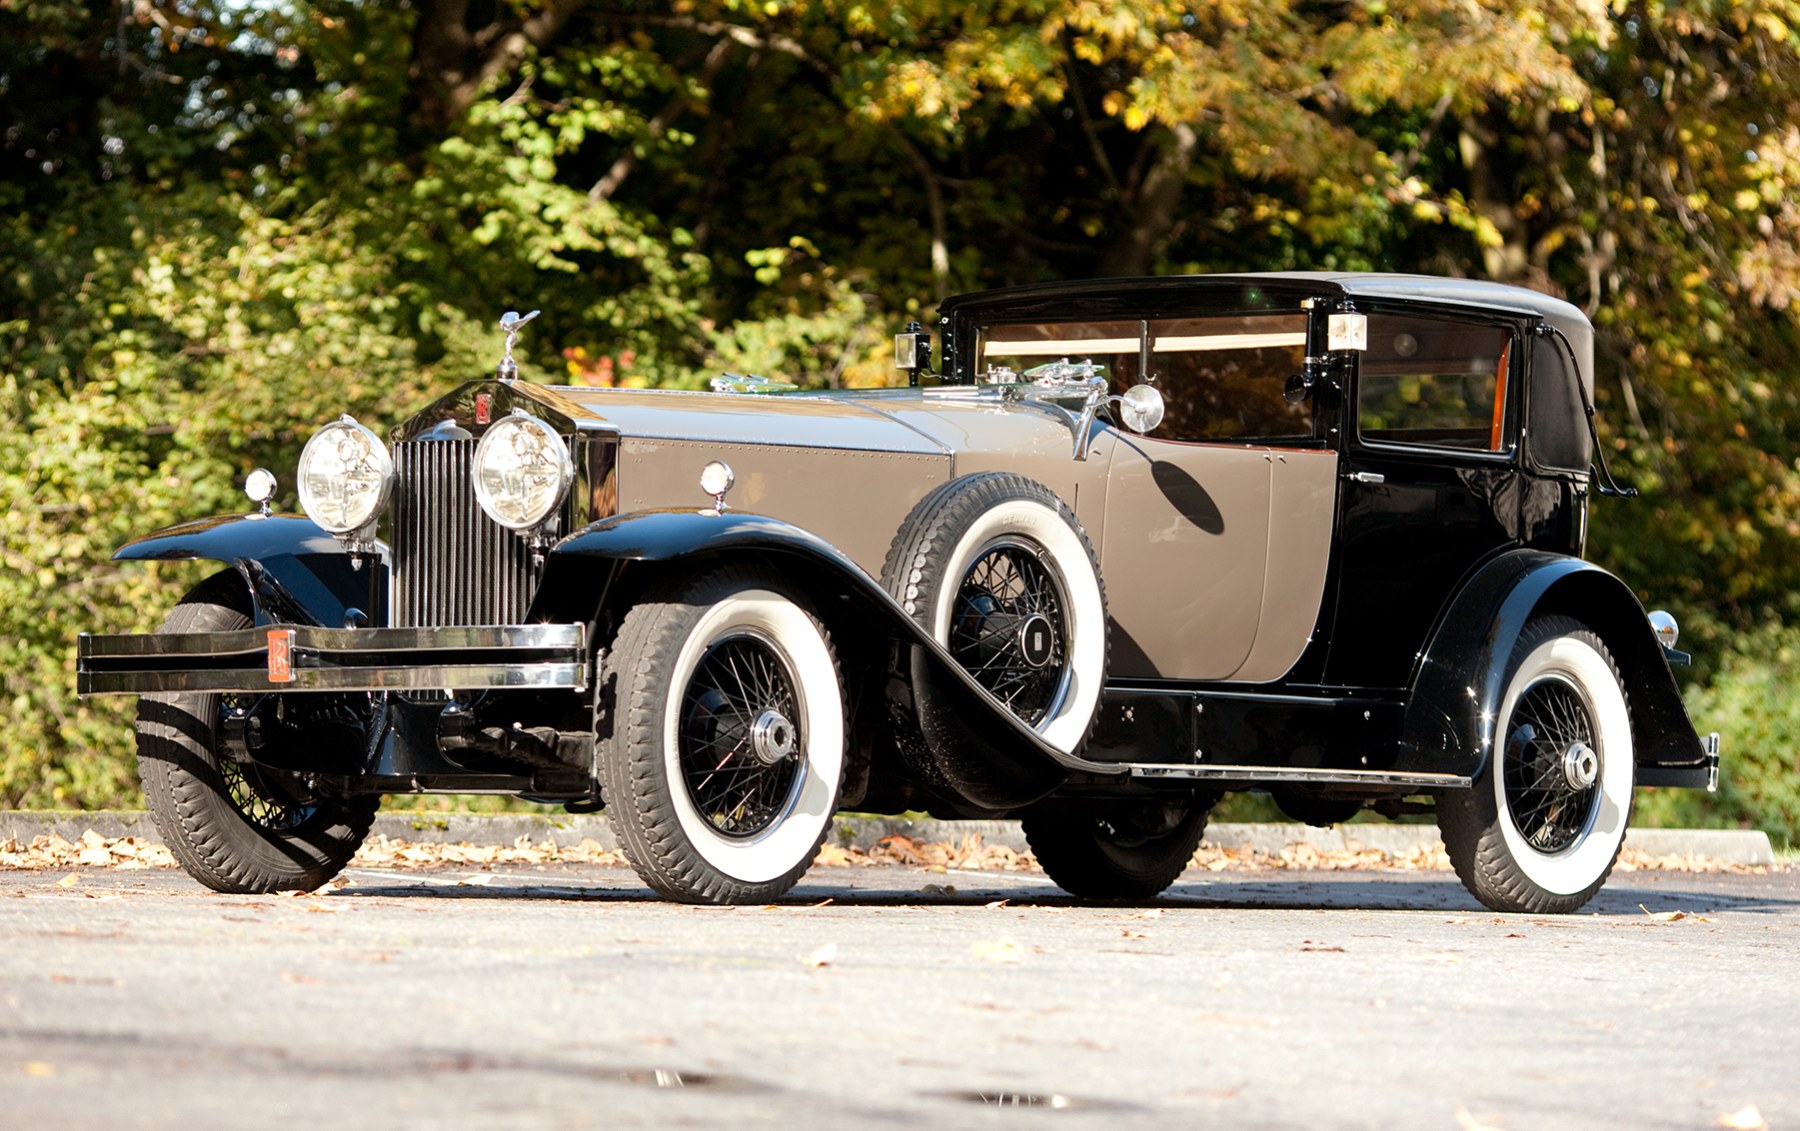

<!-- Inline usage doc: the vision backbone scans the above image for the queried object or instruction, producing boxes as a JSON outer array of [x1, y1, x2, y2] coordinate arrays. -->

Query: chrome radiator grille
[[391, 439, 542, 628]]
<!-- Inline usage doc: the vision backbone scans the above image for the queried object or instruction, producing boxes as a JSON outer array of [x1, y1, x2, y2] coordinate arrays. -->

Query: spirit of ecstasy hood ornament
[[495, 309, 540, 381]]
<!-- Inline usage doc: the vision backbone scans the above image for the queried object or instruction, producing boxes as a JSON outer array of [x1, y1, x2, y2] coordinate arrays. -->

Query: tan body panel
[[619, 437, 949, 576], [1100, 438, 1273, 680], [1234, 450, 1339, 682], [877, 394, 1117, 543], [588, 385, 1327, 682], [593, 387, 1112, 579]]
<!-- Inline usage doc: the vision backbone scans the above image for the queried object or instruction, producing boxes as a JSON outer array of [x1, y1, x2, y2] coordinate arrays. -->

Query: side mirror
[[894, 321, 932, 386], [1117, 383, 1165, 434]]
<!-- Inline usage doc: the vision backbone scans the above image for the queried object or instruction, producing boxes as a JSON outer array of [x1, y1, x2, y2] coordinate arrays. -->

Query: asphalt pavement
[[3, 857, 1796, 1129]]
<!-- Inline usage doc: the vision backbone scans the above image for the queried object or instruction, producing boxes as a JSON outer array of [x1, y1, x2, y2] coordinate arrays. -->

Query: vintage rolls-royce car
[[78, 273, 1719, 913]]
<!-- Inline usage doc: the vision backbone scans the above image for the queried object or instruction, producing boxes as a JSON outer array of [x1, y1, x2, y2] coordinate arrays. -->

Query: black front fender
[[537, 509, 1094, 809], [1399, 549, 1710, 784], [115, 514, 383, 629]]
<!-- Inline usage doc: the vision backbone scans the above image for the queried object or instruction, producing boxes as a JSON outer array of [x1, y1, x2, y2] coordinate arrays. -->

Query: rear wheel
[[1438, 616, 1633, 914], [599, 566, 845, 904], [1023, 798, 1213, 900], [136, 572, 377, 894]]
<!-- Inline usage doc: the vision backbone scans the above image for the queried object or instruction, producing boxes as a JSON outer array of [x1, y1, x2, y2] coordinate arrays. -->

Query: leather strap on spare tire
[[880, 472, 1109, 762]]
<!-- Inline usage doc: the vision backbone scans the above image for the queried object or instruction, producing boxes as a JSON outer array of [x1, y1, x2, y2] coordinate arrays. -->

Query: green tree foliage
[[2, 0, 1797, 836]]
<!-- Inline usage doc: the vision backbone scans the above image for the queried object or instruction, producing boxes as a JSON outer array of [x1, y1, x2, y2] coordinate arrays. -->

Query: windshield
[[974, 312, 1312, 443]]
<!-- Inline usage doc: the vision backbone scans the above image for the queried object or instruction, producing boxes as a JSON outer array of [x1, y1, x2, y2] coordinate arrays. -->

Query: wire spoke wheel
[[880, 472, 1109, 766], [135, 571, 377, 894], [212, 694, 320, 834], [1437, 615, 1633, 914], [600, 566, 844, 904], [949, 537, 1070, 726], [1502, 677, 1599, 854], [678, 632, 804, 839]]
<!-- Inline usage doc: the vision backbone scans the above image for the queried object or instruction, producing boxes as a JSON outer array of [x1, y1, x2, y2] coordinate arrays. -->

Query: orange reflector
[[267, 628, 296, 684]]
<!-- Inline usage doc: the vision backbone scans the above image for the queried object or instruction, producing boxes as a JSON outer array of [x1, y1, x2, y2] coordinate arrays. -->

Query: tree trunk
[[1098, 123, 1197, 278], [407, 0, 585, 132]]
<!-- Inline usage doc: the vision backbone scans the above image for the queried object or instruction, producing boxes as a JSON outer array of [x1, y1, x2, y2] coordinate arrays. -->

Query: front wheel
[[599, 566, 845, 904], [1437, 616, 1634, 914], [1022, 798, 1213, 900], [136, 572, 378, 893]]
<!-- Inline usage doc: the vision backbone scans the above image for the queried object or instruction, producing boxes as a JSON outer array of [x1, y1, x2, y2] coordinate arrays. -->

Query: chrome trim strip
[[81, 663, 587, 696], [77, 624, 587, 696], [80, 624, 583, 657], [1121, 763, 1471, 789]]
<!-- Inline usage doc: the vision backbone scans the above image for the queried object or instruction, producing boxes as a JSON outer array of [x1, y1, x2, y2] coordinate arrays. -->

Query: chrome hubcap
[[750, 708, 798, 766], [1017, 613, 1056, 670], [1561, 741, 1599, 791]]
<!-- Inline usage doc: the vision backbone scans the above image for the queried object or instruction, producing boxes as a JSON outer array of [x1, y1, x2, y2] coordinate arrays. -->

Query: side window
[[1359, 314, 1515, 453], [978, 320, 1144, 387], [1137, 314, 1311, 443]]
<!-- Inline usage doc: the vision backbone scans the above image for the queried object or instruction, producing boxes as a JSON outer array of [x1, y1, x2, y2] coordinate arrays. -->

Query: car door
[[1321, 308, 1525, 689], [1100, 312, 1328, 681]]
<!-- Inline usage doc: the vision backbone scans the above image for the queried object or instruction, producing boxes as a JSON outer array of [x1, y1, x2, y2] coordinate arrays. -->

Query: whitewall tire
[[1439, 616, 1634, 914], [600, 566, 844, 904], [881, 473, 1108, 756]]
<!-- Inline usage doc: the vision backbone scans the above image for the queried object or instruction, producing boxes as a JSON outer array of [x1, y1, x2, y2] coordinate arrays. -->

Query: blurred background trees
[[4, 0, 1797, 841]]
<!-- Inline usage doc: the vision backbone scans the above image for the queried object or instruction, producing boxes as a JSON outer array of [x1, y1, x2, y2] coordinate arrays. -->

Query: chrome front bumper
[[77, 624, 587, 696]]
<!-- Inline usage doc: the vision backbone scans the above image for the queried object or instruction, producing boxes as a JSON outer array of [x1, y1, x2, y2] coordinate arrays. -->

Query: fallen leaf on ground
[[0, 828, 1780, 880], [1640, 905, 1688, 922], [971, 939, 1026, 964], [1454, 1107, 1503, 1131]]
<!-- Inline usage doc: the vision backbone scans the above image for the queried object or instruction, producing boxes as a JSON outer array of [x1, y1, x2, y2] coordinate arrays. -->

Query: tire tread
[[1437, 615, 1631, 914], [599, 565, 838, 904], [137, 572, 376, 894]]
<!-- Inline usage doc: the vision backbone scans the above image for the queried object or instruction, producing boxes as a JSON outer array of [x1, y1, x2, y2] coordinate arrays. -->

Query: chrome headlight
[[473, 411, 574, 530], [297, 416, 393, 535]]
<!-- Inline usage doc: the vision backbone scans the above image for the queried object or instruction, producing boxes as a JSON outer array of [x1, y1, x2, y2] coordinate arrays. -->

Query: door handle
[[1347, 471, 1385, 484]]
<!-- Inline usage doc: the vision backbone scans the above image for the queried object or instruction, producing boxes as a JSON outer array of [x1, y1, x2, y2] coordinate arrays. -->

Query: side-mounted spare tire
[[880, 472, 1108, 756], [136, 570, 378, 894]]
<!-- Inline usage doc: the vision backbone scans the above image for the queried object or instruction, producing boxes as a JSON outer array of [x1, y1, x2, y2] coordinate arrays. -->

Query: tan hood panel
[[550, 387, 947, 454]]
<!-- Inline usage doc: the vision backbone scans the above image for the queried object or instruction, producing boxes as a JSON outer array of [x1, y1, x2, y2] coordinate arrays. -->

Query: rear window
[[1359, 315, 1515, 453]]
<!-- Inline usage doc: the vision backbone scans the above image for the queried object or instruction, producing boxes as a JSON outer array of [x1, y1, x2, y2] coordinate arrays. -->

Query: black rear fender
[[1400, 549, 1710, 783]]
